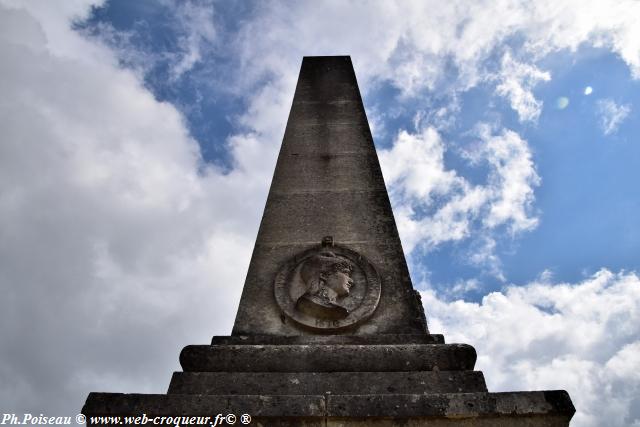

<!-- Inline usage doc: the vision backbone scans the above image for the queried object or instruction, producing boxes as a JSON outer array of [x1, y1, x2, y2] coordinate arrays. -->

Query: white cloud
[[422, 269, 640, 427], [379, 124, 539, 266], [466, 235, 504, 281], [0, 1, 267, 415], [228, 0, 640, 122], [77, 1, 217, 82], [379, 127, 480, 253], [0, 0, 106, 58], [472, 124, 541, 233], [597, 98, 632, 135], [167, 1, 216, 80], [414, 97, 462, 131], [380, 127, 463, 203], [584, 86, 593, 95], [495, 51, 551, 122]]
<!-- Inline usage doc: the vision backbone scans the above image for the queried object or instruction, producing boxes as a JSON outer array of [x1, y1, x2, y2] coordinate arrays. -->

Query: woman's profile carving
[[295, 252, 354, 319]]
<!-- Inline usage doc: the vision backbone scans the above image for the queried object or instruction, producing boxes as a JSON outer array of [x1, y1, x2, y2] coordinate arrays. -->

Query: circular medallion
[[274, 242, 381, 330]]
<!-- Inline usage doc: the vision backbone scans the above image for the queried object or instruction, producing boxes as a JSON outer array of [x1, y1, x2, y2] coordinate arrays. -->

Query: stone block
[[83, 391, 574, 426], [167, 371, 487, 395], [211, 334, 445, 345], [179, 344, 477, 372]]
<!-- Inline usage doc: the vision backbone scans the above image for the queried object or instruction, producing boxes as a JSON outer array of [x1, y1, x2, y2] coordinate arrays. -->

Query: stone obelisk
[[83, 56, 575, 426], [232, 55, 427, 337]]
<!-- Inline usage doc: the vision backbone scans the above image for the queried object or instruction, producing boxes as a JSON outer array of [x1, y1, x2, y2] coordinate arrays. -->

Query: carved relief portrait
[[296, 251, 354, 319], [274, 239, 381, 330]]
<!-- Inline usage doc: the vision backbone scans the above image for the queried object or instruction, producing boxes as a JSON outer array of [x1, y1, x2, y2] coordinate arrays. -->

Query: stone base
[[167, 371, 488, 395], [83, 336, 575, 426], [83, 391, 574, 426], [180, 343, 476, 372]]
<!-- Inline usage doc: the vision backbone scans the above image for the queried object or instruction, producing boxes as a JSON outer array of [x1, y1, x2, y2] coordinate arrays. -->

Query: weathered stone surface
[[271, 152, 386, 193], [232, 56, 427, 336], [83, 391, 574, 426], [233, 241, 428, 336], [167, 371, 487, 395], [83, 392, 325, 418], [211, 334, 445, 345], [179, 344, 477, 372], [326, 391, 574, 418]]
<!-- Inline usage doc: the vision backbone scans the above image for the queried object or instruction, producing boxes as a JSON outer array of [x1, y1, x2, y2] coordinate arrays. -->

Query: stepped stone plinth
[[83, 56, 575, 426]]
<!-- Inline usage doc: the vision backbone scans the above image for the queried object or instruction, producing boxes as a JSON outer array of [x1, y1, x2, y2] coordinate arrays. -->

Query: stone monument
[[83, 56, 575, 426]]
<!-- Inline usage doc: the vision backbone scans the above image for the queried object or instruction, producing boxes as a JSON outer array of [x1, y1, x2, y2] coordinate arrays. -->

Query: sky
[[0, 0, 639, 426]]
